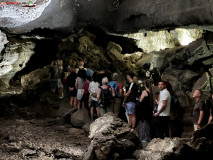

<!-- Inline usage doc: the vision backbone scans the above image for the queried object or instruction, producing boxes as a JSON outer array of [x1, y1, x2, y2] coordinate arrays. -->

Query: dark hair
[[166, 82, 174, 95], [143, 80, 153, 107], [92, 72, 98, 82], [158, 81, 167, 85], [127, 73, 135, 79], [77, 69, 86, 81], [86, 76, 92, 81]]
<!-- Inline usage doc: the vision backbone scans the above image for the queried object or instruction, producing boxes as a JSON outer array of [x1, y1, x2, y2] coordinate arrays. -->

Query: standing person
[[122, 73, 138, 131], [192, 89, 209, 131], [81, 76, 91, 110], [152, 81, 171, 139], [208, 94, 213, 124], [109, 73, 123, 115], [136, 81, 153, 142], [49, 61, 58, 93], [89, 73, 100, 121], [76, 61, 87, 73], [166, 82, 176, 138], [97, 77, 115, 116], [75, 69, 86, 109], [57, 65, 64, 99], [66, 67, 77, 107]]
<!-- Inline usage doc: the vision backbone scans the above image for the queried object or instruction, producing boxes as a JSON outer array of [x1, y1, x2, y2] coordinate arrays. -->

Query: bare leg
[[96, 108, 100, 118], [70, 97, 73, 107], [73, 97, 77, 107], [90, 107, 94, 121], [131, 114, 136, 129], [128, 114, 132, 128], [77, 100, 80, 109]]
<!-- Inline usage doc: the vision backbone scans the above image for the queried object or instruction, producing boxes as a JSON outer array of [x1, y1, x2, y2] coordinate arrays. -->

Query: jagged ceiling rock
[[0, 0, 213, 34], [0, 0, 75, 33]]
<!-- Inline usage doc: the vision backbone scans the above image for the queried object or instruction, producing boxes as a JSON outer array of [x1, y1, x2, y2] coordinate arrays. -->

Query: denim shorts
[[91, 100, 99, 108], [126, 102, 136, 115]]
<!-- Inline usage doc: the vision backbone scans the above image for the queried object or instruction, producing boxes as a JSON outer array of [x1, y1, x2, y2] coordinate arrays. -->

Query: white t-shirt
[[89, 81, 99, 101], [157, 88, 171, 116]]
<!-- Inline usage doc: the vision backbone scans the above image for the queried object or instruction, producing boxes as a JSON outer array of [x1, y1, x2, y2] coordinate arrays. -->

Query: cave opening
[[0, 25, 213, 159]]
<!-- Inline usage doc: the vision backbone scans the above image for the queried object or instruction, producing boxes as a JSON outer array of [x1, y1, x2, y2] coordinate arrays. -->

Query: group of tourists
[[49, 60, 213, 143]]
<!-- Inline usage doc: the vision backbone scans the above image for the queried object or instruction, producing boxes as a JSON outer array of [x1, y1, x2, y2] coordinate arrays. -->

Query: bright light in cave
[[123, 28, 203, 53], [177, 29, 200, 46]]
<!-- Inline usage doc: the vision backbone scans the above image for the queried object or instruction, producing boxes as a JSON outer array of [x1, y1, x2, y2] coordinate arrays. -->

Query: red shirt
[[82, 82, 90, 94]]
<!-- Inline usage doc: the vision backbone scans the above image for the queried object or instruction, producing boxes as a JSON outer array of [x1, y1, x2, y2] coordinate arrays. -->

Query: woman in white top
[[88, 73, 100, 120]]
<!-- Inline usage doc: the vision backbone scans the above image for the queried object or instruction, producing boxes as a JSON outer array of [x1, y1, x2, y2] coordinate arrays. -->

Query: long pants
[[151, 116, 170, 139], [113, 98, 121, 115], [100, 104, 113, 117]]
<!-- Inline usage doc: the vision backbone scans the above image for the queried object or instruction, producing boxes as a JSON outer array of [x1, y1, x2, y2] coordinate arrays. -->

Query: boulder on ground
[[71, 107, 90, 127], [134, 123, 213, 160], [21, 66, 49, 88], [83, 113, 141, 160]]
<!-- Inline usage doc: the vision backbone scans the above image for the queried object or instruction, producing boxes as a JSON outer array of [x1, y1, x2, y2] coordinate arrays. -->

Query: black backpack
[[99, 85, 113, 108]]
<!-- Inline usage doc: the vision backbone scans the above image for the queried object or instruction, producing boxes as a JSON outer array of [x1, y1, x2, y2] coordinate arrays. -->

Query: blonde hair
[[102, 77, 109, 85]]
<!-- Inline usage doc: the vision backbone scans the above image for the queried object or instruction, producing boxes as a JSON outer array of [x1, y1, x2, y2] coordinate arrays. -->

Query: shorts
[[91, 100, 99, 108], [50, 80, 57, 90], [126, 102, 136, 115], [69, 88, 77, 97], [57, 79, 63, 88], [77, 89, 82, 100]]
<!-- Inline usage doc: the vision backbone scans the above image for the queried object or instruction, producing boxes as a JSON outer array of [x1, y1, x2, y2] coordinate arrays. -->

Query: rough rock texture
[[0, 118, 90, 160], [134, 124, 213, 160], [0, 0, 75, 34], [21, 66, 50, 88], [83, 113, 141, 160], [124, 28, 203, 53], [0, 30, 8, 53], [71, 107, 91, 127], [0, 37, 35, 86], [1, 0, 213, 33]]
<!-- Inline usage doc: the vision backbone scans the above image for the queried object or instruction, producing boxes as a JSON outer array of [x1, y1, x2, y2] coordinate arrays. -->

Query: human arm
[[153, 100, 167, 117], [111, 86, 115, 97], [75, 79, 78, 89], [140, 90, 148, 102], [208, 111, 212, 124], [197, 110, 204, 129], [97, 88, 101, 102]]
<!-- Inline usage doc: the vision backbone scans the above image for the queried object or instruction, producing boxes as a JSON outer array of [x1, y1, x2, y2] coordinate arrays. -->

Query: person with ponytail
[[136, 80, 153, 143]]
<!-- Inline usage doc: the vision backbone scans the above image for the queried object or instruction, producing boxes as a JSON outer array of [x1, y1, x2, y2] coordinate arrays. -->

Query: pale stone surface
[[124, 28, 203, 53], [0, 39, 35, 85]]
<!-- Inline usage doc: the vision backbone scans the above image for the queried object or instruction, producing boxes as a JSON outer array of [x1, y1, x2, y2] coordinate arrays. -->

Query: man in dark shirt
[[123, 73, 138, 131], [192, 89, 208, 131]]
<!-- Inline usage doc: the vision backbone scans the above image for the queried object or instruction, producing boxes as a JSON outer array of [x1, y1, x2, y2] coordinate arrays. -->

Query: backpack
[[109, 81, 120, 97], [99, 85, 113, 108]]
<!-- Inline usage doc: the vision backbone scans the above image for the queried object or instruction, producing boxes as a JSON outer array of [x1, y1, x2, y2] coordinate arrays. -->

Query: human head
[[127, 73, 134, 83], [102, 77, 109, 85], [143, 80, 151, 89], [78, 61, 84, 68], [112, 73, 118, 81], [158, 81, 166, 91], [92, 72, 98, 82], [133, 76, 139, 85], [77, 69, 86, 80], [193, 89, 203, 99]]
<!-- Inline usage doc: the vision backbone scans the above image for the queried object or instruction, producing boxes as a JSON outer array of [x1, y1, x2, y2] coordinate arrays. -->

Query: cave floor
[[0, 117, 90, 160]]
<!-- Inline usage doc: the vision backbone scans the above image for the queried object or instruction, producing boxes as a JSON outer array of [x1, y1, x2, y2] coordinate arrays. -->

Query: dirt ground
[[0, 94, 90, 160], [0, 117, 90, 160]]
